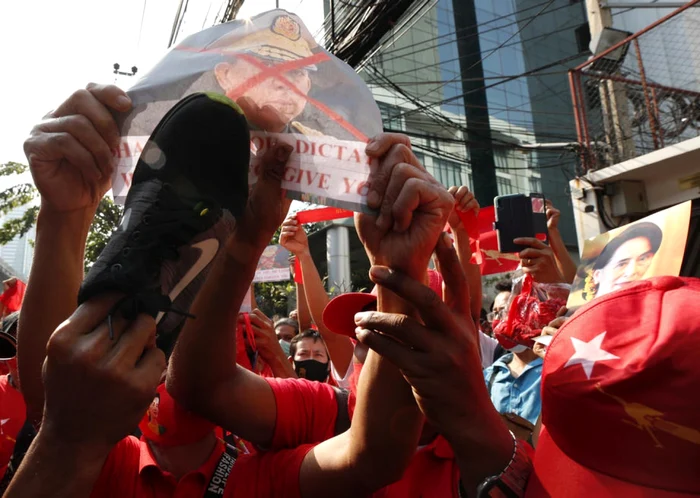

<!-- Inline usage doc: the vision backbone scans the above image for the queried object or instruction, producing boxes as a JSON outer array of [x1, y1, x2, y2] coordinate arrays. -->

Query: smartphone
[[493, 193, 548, 253]]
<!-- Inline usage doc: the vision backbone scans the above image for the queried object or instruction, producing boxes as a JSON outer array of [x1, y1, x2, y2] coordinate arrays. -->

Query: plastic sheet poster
[[566, 201, 691, 311], [111, 9, 382, 212], [253, 244, 291, 283]]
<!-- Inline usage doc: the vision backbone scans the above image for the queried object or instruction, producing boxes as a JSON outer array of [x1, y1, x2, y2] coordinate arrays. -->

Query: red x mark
[[175, 44, 370, 141]]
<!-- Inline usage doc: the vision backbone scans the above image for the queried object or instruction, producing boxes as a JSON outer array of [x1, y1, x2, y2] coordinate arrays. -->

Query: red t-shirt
[[0, 374, 26, 479], [90, 436, 314, 498], [265, 377, 459, 497]]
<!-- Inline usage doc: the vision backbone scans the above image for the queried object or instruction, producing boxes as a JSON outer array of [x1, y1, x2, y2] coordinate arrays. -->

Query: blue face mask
[[279, 339, 291, 356]]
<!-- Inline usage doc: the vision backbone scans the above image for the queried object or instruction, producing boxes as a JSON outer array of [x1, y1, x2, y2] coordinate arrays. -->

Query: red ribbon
[[296, 207, 353, 224]]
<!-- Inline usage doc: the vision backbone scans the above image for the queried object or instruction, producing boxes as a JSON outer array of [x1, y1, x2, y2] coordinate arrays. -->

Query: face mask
[[279, 339, 291, 356], [295, 359, 329, 382]]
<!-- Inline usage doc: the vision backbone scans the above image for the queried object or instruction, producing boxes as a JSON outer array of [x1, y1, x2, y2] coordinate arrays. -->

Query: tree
[[0, 162, 123, 273]]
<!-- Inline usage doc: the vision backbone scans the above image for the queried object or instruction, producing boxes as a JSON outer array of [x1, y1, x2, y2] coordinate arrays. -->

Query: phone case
[[494, 193, 548, 253]]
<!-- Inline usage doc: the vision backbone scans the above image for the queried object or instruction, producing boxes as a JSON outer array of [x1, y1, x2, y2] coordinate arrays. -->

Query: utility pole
[[452, 0, 499, 207], [586, 0, 636, 164]]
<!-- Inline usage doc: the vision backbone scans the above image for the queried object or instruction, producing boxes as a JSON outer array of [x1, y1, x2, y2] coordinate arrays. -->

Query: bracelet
[[473, 431, 532, 498]]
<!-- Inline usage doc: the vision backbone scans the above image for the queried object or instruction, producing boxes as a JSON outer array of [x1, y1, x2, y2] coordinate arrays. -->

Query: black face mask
[[294, 359, 329, 382]]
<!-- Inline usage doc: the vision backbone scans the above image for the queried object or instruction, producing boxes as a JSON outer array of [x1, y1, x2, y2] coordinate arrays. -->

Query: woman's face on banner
[[593, 236, 656, 297]]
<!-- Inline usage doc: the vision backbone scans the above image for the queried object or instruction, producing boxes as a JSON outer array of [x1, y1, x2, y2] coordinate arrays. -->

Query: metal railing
[[569, 0, 700, 171]]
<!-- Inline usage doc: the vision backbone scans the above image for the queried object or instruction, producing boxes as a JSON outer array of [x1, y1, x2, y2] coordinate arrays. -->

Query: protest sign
[[567, 201, 691, 310], [254, 244, 291, 283], [111, 9, 382, 212]]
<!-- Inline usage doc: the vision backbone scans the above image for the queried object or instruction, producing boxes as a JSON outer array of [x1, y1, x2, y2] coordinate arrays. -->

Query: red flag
[[296, 207, 353, 224], [0, 279, 26, 313], [476, 207, 520, 276]]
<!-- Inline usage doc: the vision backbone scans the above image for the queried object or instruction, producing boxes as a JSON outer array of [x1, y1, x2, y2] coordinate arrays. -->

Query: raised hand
[[359, 133, 454, 278], [24, 83, 131, 213], [41, 294, 165, 452], [447, 185, 479, 231], [279, 215, 310, 256], [515, 237, 565, 284]]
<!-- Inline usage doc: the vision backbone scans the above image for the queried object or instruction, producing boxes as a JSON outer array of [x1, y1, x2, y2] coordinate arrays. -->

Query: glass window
[[433, 157, 464, 188], [378, 102, 404, 131], [497, 176, 514, 195], [529, 176, 542, 193]]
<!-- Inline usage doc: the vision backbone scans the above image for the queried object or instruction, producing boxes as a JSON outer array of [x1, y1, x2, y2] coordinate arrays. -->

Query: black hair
[[593, 222, 663, 270], [494, 280, 512, 293], [289, 329, 325, 358], [274, 318, 299, 335]]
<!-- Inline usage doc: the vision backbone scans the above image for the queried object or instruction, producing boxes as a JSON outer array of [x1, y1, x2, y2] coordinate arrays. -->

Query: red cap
[[139, 383, 216, 447], [527, 276, 700, 497], [322, 269, 444, 338]]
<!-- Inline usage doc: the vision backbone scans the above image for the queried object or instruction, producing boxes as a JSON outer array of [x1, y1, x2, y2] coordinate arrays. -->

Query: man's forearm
[[549, 228, 577, 284], [297, 251, 353, 376], [302, 286, 423, 496], [167, 230, 277, 443], [3, 429, 109, 498], [261, 350, 297, 379], [18, 205, 94, 424], [447, 403, 514, 497]]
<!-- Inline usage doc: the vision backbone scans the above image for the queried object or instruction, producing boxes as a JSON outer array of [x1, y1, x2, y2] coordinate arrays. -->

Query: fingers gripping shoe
[[78, 92, 250, 354]]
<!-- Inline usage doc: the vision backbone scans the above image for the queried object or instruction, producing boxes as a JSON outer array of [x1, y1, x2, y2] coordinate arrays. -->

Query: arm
[[299, 136, 455, 497], [18, 208, 93, 424], [167, 144, 293, 446], [3, 430, 108, 498], [6, 295, 164, 498], [549, 229, 577, 284], [280, 216, 354, 378], [357, 227, 514, 497], [447, 186, 482, 326], [294, 261, 313, 330], [17, 84, 130, 424]]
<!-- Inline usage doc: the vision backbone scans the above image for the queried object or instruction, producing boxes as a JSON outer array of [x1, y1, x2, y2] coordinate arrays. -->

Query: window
[[497, 176, 514, 195], [575, 23, 591, 55], [377, 102, 404, 132], [529, 176, 542, 193], [432, 157, 464, 188]]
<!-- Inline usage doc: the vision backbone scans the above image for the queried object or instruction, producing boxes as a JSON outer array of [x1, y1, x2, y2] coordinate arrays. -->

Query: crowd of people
[[0, 82, 698, 498]]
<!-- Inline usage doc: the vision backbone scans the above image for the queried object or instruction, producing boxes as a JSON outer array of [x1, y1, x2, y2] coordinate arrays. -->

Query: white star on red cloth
[[564, 332, 619, 379]]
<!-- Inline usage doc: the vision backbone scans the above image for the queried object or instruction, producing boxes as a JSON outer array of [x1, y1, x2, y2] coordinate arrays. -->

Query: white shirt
[[479, 331, 499, 369]]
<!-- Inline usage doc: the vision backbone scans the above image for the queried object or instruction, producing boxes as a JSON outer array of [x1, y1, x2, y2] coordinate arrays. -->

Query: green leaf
[[0, 206, 39, 245], [0, 162, 29, 177]]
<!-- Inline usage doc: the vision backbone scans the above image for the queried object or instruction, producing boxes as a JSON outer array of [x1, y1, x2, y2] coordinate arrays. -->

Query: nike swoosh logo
[[156, 238, 220, 323]]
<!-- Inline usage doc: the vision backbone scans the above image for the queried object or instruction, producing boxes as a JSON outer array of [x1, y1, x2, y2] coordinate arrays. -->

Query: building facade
[[325, 0, 590, 248], [0, 205, 36, 280]]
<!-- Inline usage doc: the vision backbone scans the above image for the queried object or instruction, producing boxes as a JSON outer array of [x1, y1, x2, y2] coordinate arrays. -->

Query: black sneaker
[[78, 92, 250, 355]]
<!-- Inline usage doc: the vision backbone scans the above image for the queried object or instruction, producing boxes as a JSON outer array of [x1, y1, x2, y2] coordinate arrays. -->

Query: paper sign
[[567, 201, 692, 311], [254, 244, 291, 283], [111, 9, 382, 212]]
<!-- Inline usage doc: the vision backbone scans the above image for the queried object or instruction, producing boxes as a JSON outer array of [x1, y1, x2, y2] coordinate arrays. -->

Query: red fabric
[[265, 377, 346, 448], [0, 280, 25, 313], [90, 436, 314, 498], [476, 207, 520, 276], [138, 384, 215, 447], [377, 436, 459, 498], [293, 258, 303, 284], [493, 275, 567, 349], [265, 376, 458, 497], [296, 207, 353, 224], [457, 210, 482, 266], [527, 276, 700, 497], [0, 374, 26, 479]]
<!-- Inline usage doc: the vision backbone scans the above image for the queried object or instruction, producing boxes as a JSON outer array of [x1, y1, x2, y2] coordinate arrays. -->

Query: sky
[[0, 0, 325, 187]]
